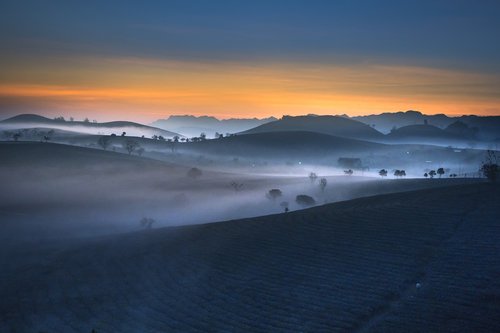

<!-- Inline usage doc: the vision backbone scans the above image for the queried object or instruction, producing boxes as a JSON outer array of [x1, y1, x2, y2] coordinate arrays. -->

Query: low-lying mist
[[0, 142, 483, 243]]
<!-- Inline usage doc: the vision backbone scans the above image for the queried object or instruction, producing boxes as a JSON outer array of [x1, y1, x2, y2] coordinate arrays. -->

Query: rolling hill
[[181, 130, 384, 159], [386, 124, 463, 143], [242, 115, 385, 141], [1, 182, 498, 332], [1, 114, 180, 138]]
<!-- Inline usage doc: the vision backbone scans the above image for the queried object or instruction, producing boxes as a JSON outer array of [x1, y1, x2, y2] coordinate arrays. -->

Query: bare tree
[[98, 136, 111, 150], [319, 178, 327, 192], [480, 150, 499, 182], [309, 172, 318, 183], [123, 140, 139, 154], [230, 181, 244, 191], [140, 217, 155, 229]]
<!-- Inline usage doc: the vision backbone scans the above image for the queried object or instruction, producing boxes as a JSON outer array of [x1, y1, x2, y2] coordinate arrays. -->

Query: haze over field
[[1, 1, 500, 332]]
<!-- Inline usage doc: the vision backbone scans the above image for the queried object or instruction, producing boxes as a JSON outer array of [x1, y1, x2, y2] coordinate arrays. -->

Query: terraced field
[[1, 183, 499, 332]]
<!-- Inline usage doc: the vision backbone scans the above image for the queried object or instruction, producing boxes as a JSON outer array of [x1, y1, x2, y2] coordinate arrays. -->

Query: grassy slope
[[1, 183, 499, 332]]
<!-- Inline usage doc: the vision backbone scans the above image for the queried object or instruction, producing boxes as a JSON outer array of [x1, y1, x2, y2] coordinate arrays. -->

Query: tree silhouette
[[123, 140, 139, 154], [12, 133, 21, 141], [280, 201, 289, 213], [266, 189, 283, 201], [437, 167, 445, 178], [230, 181, 244, 191], [424, 172, 428, 178], [344, 169, 353, 176], [379, 169, 388, 177], [309, 172, 318, 183], [296, 194, 316, 207], [480, 150, 499, 182], [140, 217, 155, 229], [429, 170, 437, 178], [319, 178, 327, 192], [97, 136, 111, 150]]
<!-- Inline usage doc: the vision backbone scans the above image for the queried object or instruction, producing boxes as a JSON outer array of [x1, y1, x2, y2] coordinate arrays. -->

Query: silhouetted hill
[[182, 130, 383, 158], [353, 110, 500, 140], [387, 124, 460, 140], [242, 115, 384, 141], [2, 182, 498, 332], [1, 114, 180, 137], [152, 115, 277, 137]]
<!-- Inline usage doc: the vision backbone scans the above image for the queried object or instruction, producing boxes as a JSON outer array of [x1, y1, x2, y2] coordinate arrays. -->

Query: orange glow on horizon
[[0, 56, 499, 122]]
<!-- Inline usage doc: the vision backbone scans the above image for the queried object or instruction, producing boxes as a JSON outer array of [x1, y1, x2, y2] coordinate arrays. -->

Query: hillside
[[386, 124, 462, 142], [242, 115, 385, 141], [1, 114, 180, 138], [353, 110, 500, 140], [181, 131, 383, 159], [1, 183, 498, 332]]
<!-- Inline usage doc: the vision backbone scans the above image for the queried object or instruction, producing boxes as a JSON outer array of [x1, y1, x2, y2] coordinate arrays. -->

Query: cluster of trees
[[481, 150, 499, 182], [344, 169, 354, 176], [308, 172, 327, 191], [424, 168, 445, 178], [265, 188, 317, 213], [394, 169, 406, 178]]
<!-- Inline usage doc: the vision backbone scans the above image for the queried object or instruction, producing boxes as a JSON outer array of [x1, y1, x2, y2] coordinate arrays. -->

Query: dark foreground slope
[[1, 183, 499, 332]]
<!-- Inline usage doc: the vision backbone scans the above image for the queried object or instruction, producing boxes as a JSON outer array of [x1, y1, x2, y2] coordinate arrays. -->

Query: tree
[[266, 189, 283, 201], [429, 170, 437, 178], [379, 169, 388, 177], [437, 167, 445, 178], [480, 150, 499, 182], [140, 217, 155, 229], [123, 140, 139, 154], [296, 194, 316, 207], [200, 132, 206, 140], [319, 178, 327, 192], [12, 132, 21, 142], [84, 117, 90, 123], [344, 169, 353, 176], [424, 173, 428, 178], [309, 172, 318, 183], [280, 201, 289, 213], [121, 132, 126, 137], [97, 136, 111, 150], [187, 167, 202, 179], [136, 147, 145, 156]]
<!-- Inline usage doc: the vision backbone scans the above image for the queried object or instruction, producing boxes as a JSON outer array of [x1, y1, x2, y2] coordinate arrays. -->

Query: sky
[[1, 0, 499, 122]]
